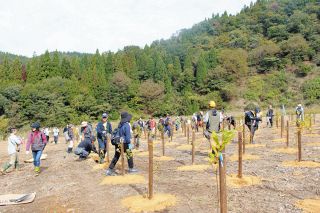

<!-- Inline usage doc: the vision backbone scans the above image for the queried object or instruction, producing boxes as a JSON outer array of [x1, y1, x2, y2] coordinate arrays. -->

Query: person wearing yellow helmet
[[203, 100, 221, 136], [209, 101, 216, 108]]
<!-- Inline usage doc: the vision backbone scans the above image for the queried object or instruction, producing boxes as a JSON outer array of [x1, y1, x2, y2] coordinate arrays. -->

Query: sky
[[0, 0, 255, 57]]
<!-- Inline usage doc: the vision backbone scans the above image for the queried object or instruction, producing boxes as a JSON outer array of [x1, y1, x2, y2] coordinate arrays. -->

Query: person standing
[[26, 122, 47, 174], [266, 105, 274, 128], [148, 117, 156, 139], [96, 113, 112, 164], [132, 121, 142, 149], [1, 127, 22, 174], [296, 104, 304, 127], [105, 112, 138, 176], [44, 127, 50, 143], [164, 114, 172, 139], [63, 124, 69, 144], [203, 101, 221, 155], [203, 101, 221, 138], [53, 127, 59, 144], [67, 124, 75, 153], [244, 107, 262, 144]]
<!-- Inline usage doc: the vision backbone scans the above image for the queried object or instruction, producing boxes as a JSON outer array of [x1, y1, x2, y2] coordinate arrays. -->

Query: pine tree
[[196, 54, 207, 87]]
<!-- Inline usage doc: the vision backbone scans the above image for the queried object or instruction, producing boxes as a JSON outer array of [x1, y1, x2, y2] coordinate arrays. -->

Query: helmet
[[209, 101, 216, 108]]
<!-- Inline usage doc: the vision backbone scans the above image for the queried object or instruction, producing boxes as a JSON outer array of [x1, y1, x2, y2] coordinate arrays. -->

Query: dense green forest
[[0, 0, 319, 131]]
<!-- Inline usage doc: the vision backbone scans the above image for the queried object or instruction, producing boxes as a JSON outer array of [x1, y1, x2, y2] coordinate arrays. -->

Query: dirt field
[[0, 117, 319, 213]]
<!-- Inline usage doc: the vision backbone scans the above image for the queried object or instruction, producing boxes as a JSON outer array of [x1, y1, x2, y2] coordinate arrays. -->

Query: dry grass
[[154, 156, 175, 161], [177, 164, 211, 171], [176, 145, 192, 151], [99, 174, 146, 185], [226, 174, 262, 188], [272, 148, 297, 154], [295, 198, 320, 213], [282, 161, 320, 168], [121, 194, 177, 213], [229, 154, 260, 162], [245, 144, 266, 148]]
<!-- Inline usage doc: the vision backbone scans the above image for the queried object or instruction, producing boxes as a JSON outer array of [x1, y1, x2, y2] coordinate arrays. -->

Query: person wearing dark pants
[[244, 107, 262, 144], [96, 113, 112, 164], [106, 112, 137, 176], [74, 138, 97, 160]]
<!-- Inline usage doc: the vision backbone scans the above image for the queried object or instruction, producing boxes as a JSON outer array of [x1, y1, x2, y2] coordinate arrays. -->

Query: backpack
[[31, 132, 46, 151], [245, 111, 254, 125], [111, 128, 121, 146], [207, 109, 220, 133], [164, 118, 170, 126]]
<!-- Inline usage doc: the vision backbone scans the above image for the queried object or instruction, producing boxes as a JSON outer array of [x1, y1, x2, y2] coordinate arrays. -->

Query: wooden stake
[[202, 122, 205, 137], [187, 125, 190, 144], [161, 131, 165, 156], [106, 135, 110, 163], [276, 116, 279, 128], [170, 124, 174, 142], [192, 130, 195, 165], [250, 124, 253, 144], [120, 141, 125, 176], [237, 131, 242, 178], [281, 115, 284, 138], [242, 123, 246, 154], [184, 122, 187, 137], [144, 128, 147, 139], [297, 129, 302, 162], [219, 150, 227, 213], [155, 123, 157, 140], [286, 120, 289, 147], [148, 138, 154, 200]]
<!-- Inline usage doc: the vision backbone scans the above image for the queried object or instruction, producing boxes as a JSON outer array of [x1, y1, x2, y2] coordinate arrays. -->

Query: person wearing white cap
[[96, 113, 112, 164]]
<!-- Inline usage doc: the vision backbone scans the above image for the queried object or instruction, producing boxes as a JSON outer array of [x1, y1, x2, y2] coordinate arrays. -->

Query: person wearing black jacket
[[105, 112, 138, 176], [244, 107, 262, 144]]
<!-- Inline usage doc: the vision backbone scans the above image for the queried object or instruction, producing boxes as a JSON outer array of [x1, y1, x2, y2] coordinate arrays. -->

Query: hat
[[298, 104, 302, 107], [102, 113, 108, 118], [81, 121, 88, 127], [209, 101, 216, 108], [120, 112, 132, 123], [8, 127, 17, 133], [31, 122, 40, 129]]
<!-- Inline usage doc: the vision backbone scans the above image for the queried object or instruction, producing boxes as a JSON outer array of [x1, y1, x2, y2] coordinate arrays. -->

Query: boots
[[99, 150, 105, 164], [2, 162, 12, 173], [14, 161, 19, 170], [105, 168, 115, 176], [67, 147, 73, 153], [34, 166, 40, 173], [128, 168, 138, 173]]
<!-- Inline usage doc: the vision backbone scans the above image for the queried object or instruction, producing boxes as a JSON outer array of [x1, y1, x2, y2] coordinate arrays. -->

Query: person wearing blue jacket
[[105, 112, 138, 176], [96, 113, 112, 164]]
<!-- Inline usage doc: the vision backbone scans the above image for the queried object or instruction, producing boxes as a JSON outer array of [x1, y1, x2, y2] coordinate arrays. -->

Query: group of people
[[1, 101, 307, 175]]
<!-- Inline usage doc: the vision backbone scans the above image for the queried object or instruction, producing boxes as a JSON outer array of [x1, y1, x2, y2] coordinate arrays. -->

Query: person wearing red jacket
[[26, 122, 47, 174]]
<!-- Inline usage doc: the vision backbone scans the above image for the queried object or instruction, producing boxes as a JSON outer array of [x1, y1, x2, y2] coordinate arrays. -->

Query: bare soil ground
[[0, 117, 319, 213]]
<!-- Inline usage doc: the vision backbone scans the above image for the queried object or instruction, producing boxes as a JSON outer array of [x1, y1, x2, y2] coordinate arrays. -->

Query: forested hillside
[[0, 0, 319, 130]]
